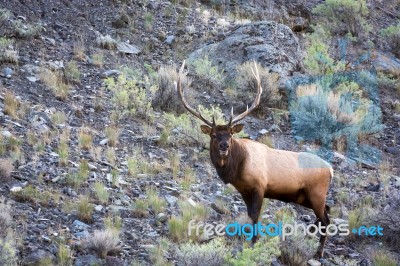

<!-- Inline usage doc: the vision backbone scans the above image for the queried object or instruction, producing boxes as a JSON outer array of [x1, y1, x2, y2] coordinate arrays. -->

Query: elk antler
[[176, 61, 215, 127], [229, 61, 263, 126]]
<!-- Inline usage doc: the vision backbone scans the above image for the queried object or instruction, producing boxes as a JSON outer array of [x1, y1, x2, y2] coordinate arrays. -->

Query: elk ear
[[200, 125, 212, 135], [231, 124, 244, 134]]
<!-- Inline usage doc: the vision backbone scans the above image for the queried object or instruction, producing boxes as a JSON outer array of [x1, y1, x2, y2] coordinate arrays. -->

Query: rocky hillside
[[0, 0, 399, 265]]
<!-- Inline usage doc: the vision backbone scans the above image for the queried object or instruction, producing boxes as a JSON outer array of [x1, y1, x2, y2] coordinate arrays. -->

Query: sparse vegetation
[[225, 236, 281, 266], [3, 91, 19, 118], [0, 37, 18, 63], [191, 56, 225, 86], [132, 198, 150, 218], [93, 182, 109, 205], [57, 243, 73, 266], [146, 187, 167, 214], [381, 22, 400, 57], [96, 33, 117, 49], [312, 0, 371, 38], [85, 229, 121, 259], [152, 65, 192, 113], [235, 61, 281, 111], [105, 125, 119, 147], [39, 68, 70, 100], [64, 61, 80, 83], [150, 238, 172, 266], [0, 159, 13, 181], [280, 234, 319, 266], [11, 20, 42, 39], [78, 128, 92, 150], [176, 238, 228, 266]]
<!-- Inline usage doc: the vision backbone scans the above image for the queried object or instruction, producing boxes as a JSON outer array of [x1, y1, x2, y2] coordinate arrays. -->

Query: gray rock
[[156, 212, 167, 222], [372, 51, 400, 76], [27, 76, 39, 82], [187, 21, 301, 80], [307, 259, 321, 266], [259, 129, 268, 135], [101, 70, 121, 78], [333, 218, 348, 225], [165, 35, 175, 45], [23, 249, 55, 265], [74, 230, 89, 238], [74, 255, 102, 266], [99, 138, 109, 145], [94, 205, 103, 212], [117, 42, 141, 54], [386, 147, 400, 155], [72, 220, 90, 229], [2, 130, 13, 138], [2, 67, 13, 78], [334, 248, 347, 256], [165, 195, 178, 206]]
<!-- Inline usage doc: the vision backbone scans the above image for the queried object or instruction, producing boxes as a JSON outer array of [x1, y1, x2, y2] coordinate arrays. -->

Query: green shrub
[[381, 22, 400, 57], [0, 37, 18, 63], [191, 56, 225, 86], [105, 73, 155, 121], [304, 27, 345, 75], [312, 0, 371, 38], [0, 238, 17, 266], [176, 238, 228, 266], [93, 182, 109, 205], [11, 20, 42, 39], [225, 236, 281, 266], [235, 61, 281, 112], [371, 250, 398, 266], [64, 61, 80, 83]]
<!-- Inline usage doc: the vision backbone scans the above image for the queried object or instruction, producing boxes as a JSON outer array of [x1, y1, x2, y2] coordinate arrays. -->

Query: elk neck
[[210, 138, 247, 184]]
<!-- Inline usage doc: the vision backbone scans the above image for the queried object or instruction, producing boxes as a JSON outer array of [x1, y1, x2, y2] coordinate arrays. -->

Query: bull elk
[[176, 61, 333, 259]]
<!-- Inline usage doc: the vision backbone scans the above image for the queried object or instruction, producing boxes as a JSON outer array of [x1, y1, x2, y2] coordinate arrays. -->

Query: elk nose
[[219, 142, 229, 150]]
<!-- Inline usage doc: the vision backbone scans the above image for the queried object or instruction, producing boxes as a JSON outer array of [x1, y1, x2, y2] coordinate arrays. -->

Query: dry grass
[[73, 37, 86, 61], [0, 159, 13, 181], [3, 91, 20, 118], [85, 229, 121, 259], [39, 68, 70, 100]]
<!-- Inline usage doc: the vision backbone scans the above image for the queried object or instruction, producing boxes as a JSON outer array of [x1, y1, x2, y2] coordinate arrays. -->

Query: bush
[[105, 73, 155, 121], [312, 0, 371, 38], [372, 192, 400, 248], [152, 65, 192, 113], [175, 238, 228, 266], [225, 236, 281, 266], [235, 61, 281, 112], [381, 22, 400, 57], [0, 238, 17, 266], [371, 250, 398, 266], [279, 234, 319, 266], [85, 229, 121, 259], [190, 56, 225, 86], [0, 159, 13, 181], [289, 78, 383, 150], [303, 27, 345, 75], [0, 37, 18, 63]]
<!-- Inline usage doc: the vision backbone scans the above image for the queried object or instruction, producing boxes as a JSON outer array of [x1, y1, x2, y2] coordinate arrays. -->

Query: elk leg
[[242, 190, 263, 244], [313, 204, 330, 259]]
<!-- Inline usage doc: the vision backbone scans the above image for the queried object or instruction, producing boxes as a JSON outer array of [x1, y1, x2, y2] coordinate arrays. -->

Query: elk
[[176, 61, 333, 259]]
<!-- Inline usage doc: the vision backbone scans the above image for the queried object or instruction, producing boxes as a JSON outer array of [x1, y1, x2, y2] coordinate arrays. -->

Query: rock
[[372, 51, 400, 77], [105, 256, 124, 266], [386, 147, 400, 155], [164, 186, 181, 197], [393, 114, 400, 122], [187, 21, 301, 79], [117, 42, 141, 54], [334, 248, 347, 256], [101, 70, 121, 78], [72, 220, 90, 229], [156, 212, 167, 222], [99, 138, 109, 145], [74, 255, 102, 266], [165, 195, 178, 206], [333, 218, 348, 225], [27, 76, 38, 82], [307, 259, 321, 266], [47, 60, 64, 70], [2, 130, 13, 138], [259, 129, 268, 135], [165, 35, 175, 45], [2, 67, 13, 78], [300, 214, 311, 222], [23, 249, 55, 265], [74, 230, 89, 238], [10, 186, 22, 193], [291, 16, 308, 32], [348, 253, 359, 259], [94, 205, 103, 212]]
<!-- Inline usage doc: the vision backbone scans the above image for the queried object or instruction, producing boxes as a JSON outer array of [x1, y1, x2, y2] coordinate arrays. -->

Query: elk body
[[177, 61, 333, 259]]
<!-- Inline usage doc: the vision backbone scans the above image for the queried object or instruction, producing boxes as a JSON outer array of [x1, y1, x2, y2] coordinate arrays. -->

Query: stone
[[27, 76, 38, 82], [99, 138, 109, 145], [156, 213, 167, 222], [117, 42, 141, 54], [101, 70, 121, 78], [165, 35, 175, 45], [94, 205, 103, 212], [74, 255, 102, 266], [259, 129, 268, 135], [188, 21, 301, 79], [2, 67, 13, 78], [23, 249, 55, 265], [334, 248, 347, 256], [72, 220, 90, 229], [2, 130, 13, 138], [333, 218, 348, 225], [372, 51, 400, 77], [307, 259, 321, 266], [165, 195, 178, 206]]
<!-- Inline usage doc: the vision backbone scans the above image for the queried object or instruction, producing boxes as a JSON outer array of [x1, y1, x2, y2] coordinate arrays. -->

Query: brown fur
[[203, 125, 333, 259]]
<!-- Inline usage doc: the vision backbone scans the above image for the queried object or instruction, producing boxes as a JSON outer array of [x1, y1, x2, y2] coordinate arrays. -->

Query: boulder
[[187, 21, 301, 80]]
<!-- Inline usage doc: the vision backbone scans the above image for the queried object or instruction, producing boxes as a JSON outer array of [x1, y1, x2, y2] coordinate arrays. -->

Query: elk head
[[176, 61, 263, 158]]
